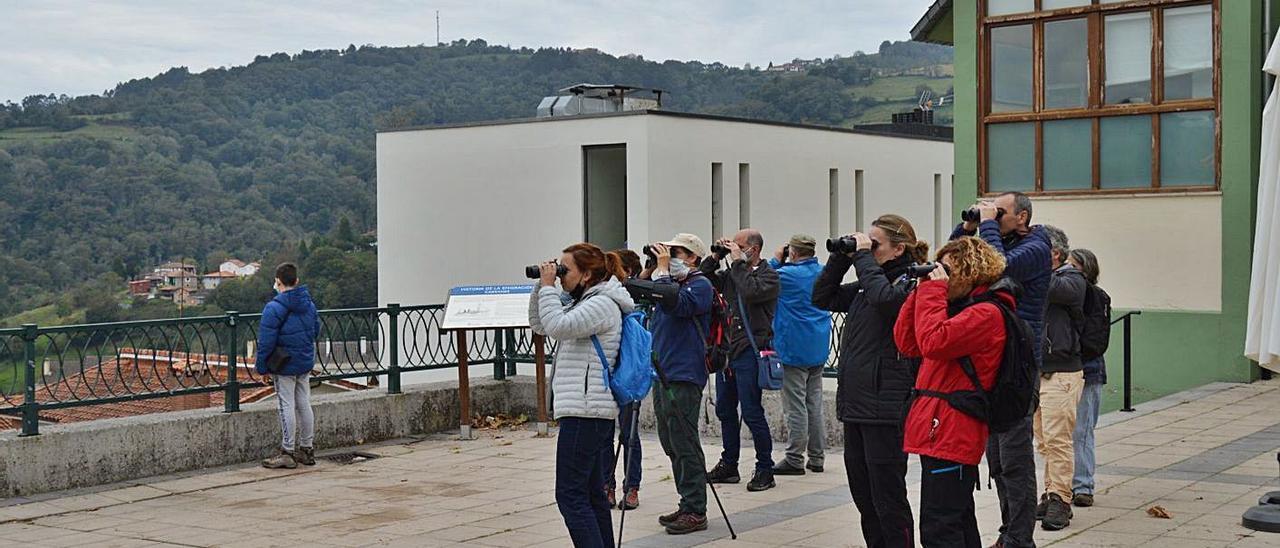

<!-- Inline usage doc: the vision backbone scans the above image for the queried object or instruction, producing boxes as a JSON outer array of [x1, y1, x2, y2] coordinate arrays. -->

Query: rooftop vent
[[536, 84, 666, 118]]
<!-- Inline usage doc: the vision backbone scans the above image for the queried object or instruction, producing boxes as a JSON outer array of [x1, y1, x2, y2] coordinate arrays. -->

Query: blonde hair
[[935, 237, 1006, 289], [871, 214, 929, 263]]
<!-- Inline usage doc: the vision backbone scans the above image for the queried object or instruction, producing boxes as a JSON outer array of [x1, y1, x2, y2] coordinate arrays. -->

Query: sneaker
[[619, 487, 639, 510], [1041, 493, 1072, 531], [806, 462, 824, 473], [772, 461, 806, 476], [706, 461, 740, 484], [658, 509, 684, 527], [746, 469, 776, 492], [664, 512, 708, 535], [1036, 493, 1049, 519], [294, 447, 316, 466], [605, 487, 616, 508], [1073, 493, 1094, 507], [261, 449, 297, 469]]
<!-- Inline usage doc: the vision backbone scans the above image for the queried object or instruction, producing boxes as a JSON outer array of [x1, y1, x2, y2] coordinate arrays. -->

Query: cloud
[[0, 0, 937, 103]]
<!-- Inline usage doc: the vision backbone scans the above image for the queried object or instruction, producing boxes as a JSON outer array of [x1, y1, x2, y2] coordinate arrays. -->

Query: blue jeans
[[556, 417, 615, 548], [607, 402, 642, 491], [1073, 381, 1104, 496], [715, 351, 774, 471]]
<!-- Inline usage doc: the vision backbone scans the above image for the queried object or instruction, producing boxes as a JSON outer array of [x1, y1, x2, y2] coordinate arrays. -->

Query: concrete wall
[[377, 113, 953, 330], [1033, 193, 1223, 312], [643, 116, 954, 257], [0, 378, 535, 498]]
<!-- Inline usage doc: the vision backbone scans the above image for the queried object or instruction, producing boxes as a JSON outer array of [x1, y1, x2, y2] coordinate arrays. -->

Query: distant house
[[127, 279, 152, 297], [219, 259, 260, 278], [153, 262, 199, 290], [201, 271, 237, 291]]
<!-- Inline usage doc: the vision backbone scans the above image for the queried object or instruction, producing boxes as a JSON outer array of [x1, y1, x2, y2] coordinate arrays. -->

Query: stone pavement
[[2, 379, 1279, 547]]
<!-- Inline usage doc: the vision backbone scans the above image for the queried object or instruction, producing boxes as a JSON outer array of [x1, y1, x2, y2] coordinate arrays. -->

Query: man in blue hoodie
[[766, 234, 831, 476], [951, 191, 1052, 548], [256, 263, 321, 470], [643, 234, 715, 535]]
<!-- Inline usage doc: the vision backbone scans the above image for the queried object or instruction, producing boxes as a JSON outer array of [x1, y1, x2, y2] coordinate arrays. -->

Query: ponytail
[[604, 251, 629, 282], [908, 240, 930, 264]]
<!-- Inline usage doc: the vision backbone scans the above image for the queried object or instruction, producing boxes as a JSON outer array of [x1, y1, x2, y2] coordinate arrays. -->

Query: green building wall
[[945, 0, 1269, 412]]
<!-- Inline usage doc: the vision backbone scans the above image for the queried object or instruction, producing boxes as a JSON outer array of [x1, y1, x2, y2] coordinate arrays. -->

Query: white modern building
[[377, 109, 953, 309]]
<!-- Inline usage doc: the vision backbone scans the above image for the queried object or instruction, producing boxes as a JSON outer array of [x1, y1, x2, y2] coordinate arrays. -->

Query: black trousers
[[919, 455, 981, 548], [843, 423, 915, 548], [987, 415, 1038, 548]]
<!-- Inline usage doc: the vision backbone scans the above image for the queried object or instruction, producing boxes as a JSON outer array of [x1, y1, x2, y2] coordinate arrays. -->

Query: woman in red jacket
[[894, 236, 1012, 548]]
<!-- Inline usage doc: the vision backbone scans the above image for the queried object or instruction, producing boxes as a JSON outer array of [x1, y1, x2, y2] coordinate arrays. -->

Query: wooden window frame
[[978, 0, 1220, 196]]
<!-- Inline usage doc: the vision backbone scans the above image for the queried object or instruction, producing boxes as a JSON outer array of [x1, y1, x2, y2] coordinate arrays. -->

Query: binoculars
[[825, 237, 879, 254], [961, 207, 1006, 223], [524, 264, 568, 279]]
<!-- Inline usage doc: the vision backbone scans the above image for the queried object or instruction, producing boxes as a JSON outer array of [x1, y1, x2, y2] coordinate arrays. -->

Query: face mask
[[668, 258, 690, 280], [742, 249, 755, 262]]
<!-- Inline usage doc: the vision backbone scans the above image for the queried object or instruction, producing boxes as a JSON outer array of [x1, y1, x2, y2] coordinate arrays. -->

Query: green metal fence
[[0, 304, 849, 436]]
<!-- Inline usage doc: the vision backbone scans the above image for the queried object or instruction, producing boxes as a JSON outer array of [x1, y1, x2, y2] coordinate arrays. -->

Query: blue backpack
[[591, 310, 655, 406]]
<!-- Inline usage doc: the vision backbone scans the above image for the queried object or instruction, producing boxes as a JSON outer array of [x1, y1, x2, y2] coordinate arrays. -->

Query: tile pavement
[[2, 379, 1279, 547]]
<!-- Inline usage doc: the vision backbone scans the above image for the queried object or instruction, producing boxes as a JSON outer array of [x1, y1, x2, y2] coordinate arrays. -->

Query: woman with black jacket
[[812, 214, 929, 548]]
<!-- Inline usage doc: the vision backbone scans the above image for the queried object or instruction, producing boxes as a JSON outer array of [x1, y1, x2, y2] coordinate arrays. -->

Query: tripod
[[611, 360, 736, 546]]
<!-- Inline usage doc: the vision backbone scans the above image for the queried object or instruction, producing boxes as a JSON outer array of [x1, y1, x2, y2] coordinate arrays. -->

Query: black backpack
[[916, 282, 1038, 433], [1079, 284, 1112, 361]]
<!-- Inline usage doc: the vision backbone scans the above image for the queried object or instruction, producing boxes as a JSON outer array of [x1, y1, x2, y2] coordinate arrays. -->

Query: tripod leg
[[616, 403, 641, 547]]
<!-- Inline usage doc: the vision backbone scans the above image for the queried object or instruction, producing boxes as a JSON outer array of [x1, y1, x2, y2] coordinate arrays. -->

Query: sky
[[0, 0, 937, 104]]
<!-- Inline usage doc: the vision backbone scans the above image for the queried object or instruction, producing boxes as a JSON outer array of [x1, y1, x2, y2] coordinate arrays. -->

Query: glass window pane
[[988, 0, 1034, 16], [1045, 19, 1089, 109], [991, 25, 1033, 112], [1161, 111, 1215, 186], [1043, 0, 1090, 9], [1164, 5, 1212, 101], [1100, 115, 1152, 188], [1105, 13, 1152, 105], [988, 123, 1036, 192], [1043, 119, 1093, 190]]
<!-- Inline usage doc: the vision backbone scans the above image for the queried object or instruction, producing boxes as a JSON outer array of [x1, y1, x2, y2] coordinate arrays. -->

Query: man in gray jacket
[[1036, 225, 1087, 532], [699, 228, 781, 492]]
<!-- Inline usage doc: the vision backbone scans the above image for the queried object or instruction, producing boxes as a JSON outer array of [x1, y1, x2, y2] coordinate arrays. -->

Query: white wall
[[377, 114, 953, 309], [1033, 193, 1222, 312], [643, 116, 954, 266], [377, 116, 649, 309]]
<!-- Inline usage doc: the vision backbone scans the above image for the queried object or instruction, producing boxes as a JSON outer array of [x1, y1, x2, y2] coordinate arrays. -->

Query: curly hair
[[935, 237, 1006, 289]]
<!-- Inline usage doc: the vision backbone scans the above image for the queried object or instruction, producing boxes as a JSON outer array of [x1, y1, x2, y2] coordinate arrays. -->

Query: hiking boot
[[806, 462, 824, 473], [261, 449, 297, 469], [1073, 493, 1094, 507], [619, 487, 639, 510], [746, 469, 776, 492], [772, 460, 806, 476], [1041, 493, 1072, 531], [664, 512, 708, 535], [293, 447, 316, 466], [658, 509, 684, 527], [1036, 493, 1049, 519], [706, 461, 740, 484], [605, 487, 616, 509]]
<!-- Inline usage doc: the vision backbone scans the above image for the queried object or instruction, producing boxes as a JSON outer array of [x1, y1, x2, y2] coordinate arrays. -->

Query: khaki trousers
[[1033, 370, 1084, 501]]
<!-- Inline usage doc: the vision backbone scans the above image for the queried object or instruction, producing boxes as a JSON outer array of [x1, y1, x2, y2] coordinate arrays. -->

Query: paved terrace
[[3, 380, 1280, 547]]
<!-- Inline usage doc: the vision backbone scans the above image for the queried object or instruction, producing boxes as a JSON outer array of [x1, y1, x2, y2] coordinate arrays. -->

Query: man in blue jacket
[[256, 263, 321, 470], [951, 191, 1052, 548], [643, 234, 715, 535], [767, 234, 831, 476]]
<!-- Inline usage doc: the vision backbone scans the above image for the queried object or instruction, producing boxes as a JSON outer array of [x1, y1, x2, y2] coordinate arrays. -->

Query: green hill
[[0, 39, 950, 317]]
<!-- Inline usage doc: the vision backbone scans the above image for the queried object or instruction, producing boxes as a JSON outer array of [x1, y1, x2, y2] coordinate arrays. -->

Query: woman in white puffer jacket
[[530, 242, 635, 548]]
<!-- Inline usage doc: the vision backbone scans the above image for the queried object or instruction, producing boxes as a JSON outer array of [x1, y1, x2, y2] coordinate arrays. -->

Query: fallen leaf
[[1147, 505, 1173, 519]]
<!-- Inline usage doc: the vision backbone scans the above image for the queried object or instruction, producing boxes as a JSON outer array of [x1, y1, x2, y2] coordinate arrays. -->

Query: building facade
[[912, 0, 1279, 407], [376, 110, 953, 314]]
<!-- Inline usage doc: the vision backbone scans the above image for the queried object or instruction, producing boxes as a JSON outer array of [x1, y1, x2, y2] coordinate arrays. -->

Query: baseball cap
[[660, 233, 710, 258], [788, 234, 817, 252]]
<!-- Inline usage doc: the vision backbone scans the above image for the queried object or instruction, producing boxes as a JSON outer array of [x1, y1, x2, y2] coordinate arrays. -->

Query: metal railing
[[0, 302, 1142, 435], [1112, 311, 1143, 412]]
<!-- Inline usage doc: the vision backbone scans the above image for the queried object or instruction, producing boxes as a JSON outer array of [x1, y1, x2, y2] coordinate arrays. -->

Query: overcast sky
[[1, 0, 936, 104]]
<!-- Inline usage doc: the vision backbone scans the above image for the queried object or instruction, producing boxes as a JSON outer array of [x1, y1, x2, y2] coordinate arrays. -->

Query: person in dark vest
[[1069, 248, 1111, 509]]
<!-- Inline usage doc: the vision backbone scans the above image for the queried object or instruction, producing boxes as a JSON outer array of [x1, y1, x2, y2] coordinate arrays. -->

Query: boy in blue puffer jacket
[[257, 263, 320, 469]]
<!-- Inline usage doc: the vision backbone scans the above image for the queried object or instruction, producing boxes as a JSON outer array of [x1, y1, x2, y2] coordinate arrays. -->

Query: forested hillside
[[0, 39, 951, 320]]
